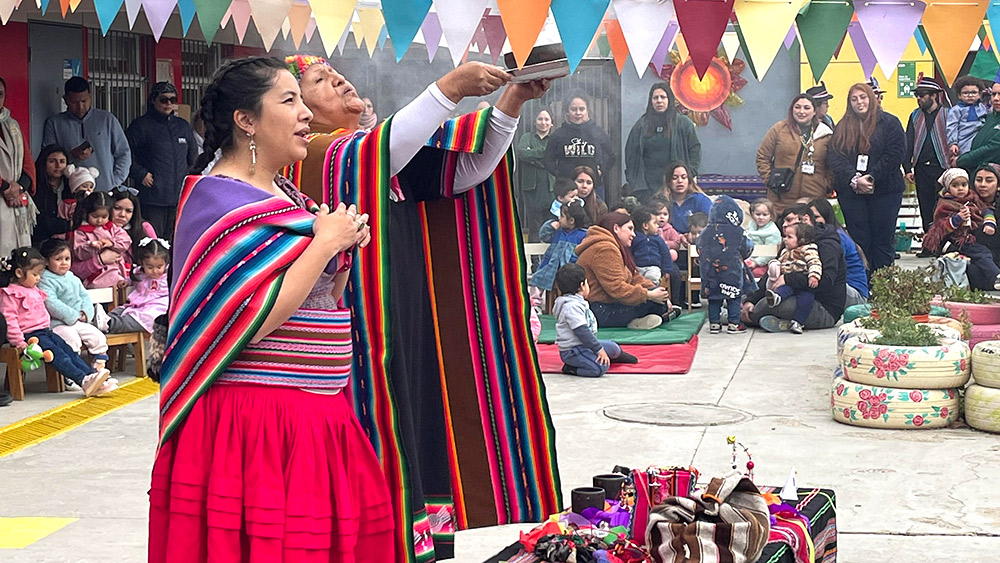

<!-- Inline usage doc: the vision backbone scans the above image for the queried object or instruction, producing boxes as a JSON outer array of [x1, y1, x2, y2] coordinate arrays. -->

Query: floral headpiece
[[285, 55, 329, 82]]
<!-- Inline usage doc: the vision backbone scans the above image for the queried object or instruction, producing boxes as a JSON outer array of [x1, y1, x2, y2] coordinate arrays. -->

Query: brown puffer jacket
[[575, 225, 653, 306], [755, 120, 834, 215]]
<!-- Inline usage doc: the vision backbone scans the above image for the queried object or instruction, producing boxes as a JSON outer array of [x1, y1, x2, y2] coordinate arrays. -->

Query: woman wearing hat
[[125, 81, 197, 240], [805, 82, 835, 129], [828, 82, 907, 272]]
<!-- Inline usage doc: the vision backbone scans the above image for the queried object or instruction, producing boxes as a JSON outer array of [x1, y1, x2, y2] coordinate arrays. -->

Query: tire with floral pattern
[[841, 337, 971, 389], [836, 319, 962, 361], [972, 341, 1000, 388], [965, 384, 1000, 433], [831, 377, 960, 429]]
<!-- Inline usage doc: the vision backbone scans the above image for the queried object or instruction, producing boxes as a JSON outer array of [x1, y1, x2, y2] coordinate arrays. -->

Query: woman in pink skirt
[[149, 57, 387, 562]]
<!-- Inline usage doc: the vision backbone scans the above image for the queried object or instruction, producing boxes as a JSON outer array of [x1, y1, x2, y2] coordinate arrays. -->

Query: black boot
[[0, 391, 12, 407], [561, 364, 578, 375], [613, 351, 638, 364]]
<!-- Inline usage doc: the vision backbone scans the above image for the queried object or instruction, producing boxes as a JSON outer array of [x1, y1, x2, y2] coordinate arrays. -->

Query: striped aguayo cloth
[[281, 109, 562, 562]]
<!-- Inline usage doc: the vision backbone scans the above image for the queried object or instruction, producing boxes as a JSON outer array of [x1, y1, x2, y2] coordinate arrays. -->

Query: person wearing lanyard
[[903, 76, 949, 248], [828, 82, 907, 273], [755, 93, 834, 216]]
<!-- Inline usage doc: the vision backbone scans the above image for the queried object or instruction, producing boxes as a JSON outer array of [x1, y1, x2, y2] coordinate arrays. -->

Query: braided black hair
[[191, 57, 288, 174], [0, 247, 44, 288]]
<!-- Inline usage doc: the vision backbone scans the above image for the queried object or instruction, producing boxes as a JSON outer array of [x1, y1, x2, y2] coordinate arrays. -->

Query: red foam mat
[[535, 336, 699, 375]]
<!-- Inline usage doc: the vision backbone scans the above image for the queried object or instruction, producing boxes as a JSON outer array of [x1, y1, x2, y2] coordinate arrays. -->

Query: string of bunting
[[6, 0, 999, 85]]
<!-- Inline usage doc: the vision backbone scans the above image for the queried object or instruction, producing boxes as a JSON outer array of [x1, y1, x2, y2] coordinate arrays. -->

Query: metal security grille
[[86, 29, 147, 129], [181, 40, 225, 114]]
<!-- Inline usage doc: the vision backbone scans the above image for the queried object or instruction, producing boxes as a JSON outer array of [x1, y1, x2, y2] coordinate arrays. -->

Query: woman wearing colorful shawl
[[0, 77, 37, 257], [283, 55, 562, 562], [150, 57, 384, 562]]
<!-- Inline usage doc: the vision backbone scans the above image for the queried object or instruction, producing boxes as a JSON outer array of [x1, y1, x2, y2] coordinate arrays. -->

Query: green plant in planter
[[942, 285, 1000, 304], [868, 265, 943, 319], [871, 318, 942, 347]]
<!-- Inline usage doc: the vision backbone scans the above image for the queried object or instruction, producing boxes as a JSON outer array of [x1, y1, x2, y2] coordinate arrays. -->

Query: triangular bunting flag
[[603, 19, 629, 74], [922, 0, 988, 85], [914, 28, 927, 55], [177, 0, 195, 35], [854, 0, 925, 76], [722, 30, 740, 62], [651, 21, 679, 73], [143, 0, 178, 41], [229, 0, 252, 44], [337, 22, 350, 54], [309, 0, 355, 57], [848, 21, 878, 79], [422, 11, 442, 62], [377, 24, 388, 50], [734, 0, 806, 79], [281, 17, 291, 40], [288, 2, 312, 49], [674, 0, 736, 79], [436, 0, 488, 66], [39, 0, 49, 14], [970, 44, 1000, 80], [68, 0, 81, 12], [481, 14, 507, 64], [612, 0, 675, 77], [551, 0, 609, 73], [305, 17, 316, 43], [249, 0, 294, 50], [675, 31, 689, 62], [783, 25, 797, 51], [221, 3, 232, 27], [382, 0, 432, 61], [193, 0, 233, 44], [496, 0, 552, 68], [0, 0, 15, 24], [733, 22, 758, 78], [988, 3, 1000, 58], [354, 7, 385, 57], [94, 0, 125, 34], [796, 0, 853, 82], [124, 0, 141, 27]]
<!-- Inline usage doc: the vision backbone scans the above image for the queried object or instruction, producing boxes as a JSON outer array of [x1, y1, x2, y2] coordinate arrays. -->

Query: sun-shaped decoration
[[653, 47, 747, 131]]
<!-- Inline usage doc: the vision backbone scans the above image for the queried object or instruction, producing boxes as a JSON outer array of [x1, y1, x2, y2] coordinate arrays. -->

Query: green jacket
[[624, 112, 702, 197], [958, 110, 1000, 172], [516, 132, 553, 192]]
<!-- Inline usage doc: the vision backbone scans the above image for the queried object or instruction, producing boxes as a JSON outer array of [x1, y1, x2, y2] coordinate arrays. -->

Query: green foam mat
[[537, 311, 706, 345]]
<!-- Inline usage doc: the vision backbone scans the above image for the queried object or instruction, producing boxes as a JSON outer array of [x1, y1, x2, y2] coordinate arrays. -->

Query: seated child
[[529, 200, 590, 305], [71, 191, 132, 289], [59, 164, 99, 223], [630, 206, 682, 302], [745, 198, 781, 276], [539, 177, 579, 243], [553, 263, 637, 377], [698, 196, 754, 334], [766, 223, 823, 334], [38, 238, 109, 373], [649, 196, 682, 257], [686, 212, 708, 247], [100, 238, 170, 334], [922, 168, 1000, 290], [947, 76, 989, 162], [0, 247, 115, 396]]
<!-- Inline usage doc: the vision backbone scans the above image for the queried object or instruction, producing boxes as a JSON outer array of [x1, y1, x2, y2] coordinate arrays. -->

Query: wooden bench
[[1, 346, 64, 400]]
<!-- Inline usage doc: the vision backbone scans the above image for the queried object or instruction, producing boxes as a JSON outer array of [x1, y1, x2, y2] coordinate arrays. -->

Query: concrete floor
[[2, 260, 999, 562]]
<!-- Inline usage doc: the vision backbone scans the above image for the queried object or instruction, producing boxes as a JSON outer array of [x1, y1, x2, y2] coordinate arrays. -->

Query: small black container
[[571, 486, 607, 514], [592, 473, 627, 500]]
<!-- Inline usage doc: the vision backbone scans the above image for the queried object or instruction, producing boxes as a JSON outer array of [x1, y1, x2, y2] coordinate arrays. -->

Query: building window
[[181, 40, 226, 115], [86, 28, 146, 128]]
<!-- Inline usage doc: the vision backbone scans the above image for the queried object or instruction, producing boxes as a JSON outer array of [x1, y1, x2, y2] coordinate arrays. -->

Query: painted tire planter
[[935, 300, 1000, 325], [836, 319, 963, 361], [972, 341, 1000, 388], [970, 324, 1000, 350], [965, 384, 1000, 433], [840, 337, 971, 389], [842, 304, 951, 324], [831, 377, 959, 429]]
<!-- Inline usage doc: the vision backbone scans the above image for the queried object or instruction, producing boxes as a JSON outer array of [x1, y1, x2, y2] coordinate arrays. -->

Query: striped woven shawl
[[158, 175, 319, 443], [283, 110, 562, 562]]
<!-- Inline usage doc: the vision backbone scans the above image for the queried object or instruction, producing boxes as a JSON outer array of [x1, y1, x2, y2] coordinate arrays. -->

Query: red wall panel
[[0, 22, 32, 149]]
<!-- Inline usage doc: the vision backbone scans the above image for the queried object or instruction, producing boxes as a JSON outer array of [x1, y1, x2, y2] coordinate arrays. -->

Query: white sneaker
[[627, 314, 663, 330], [94, 379, 119, 396], [994, 274, 1000, 291], [81, 369, 111, 397], [93, 306, 110, 332]]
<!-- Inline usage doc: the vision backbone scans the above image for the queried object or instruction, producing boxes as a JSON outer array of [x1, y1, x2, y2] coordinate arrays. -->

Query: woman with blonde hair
[[828, 82, 906, 272]]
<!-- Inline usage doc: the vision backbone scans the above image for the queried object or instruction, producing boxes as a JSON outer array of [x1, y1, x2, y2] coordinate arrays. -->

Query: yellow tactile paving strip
[[0, 378, 158, 458], [0, 517, 78, 549]]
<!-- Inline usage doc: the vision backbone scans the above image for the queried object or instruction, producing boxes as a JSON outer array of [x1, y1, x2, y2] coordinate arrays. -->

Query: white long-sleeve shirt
[[388, 83, 519, 194]]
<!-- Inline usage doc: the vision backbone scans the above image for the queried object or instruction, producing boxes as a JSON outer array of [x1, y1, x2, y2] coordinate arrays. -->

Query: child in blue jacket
[[698, 195, 754, 334], [630, 205, 683, 304]]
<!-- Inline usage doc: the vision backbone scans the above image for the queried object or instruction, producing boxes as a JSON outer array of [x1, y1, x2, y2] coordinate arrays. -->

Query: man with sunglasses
[[958, 81, 1000, 176], [904, 76, 949, 241], [125, 81, 196, 239]]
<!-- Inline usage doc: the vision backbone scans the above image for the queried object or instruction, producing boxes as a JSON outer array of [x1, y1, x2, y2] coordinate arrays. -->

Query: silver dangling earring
[[247, 132, 257, 175]]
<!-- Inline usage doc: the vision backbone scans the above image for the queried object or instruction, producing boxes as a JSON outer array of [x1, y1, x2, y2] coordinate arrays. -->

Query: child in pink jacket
[[70, 191, 131, 289]]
